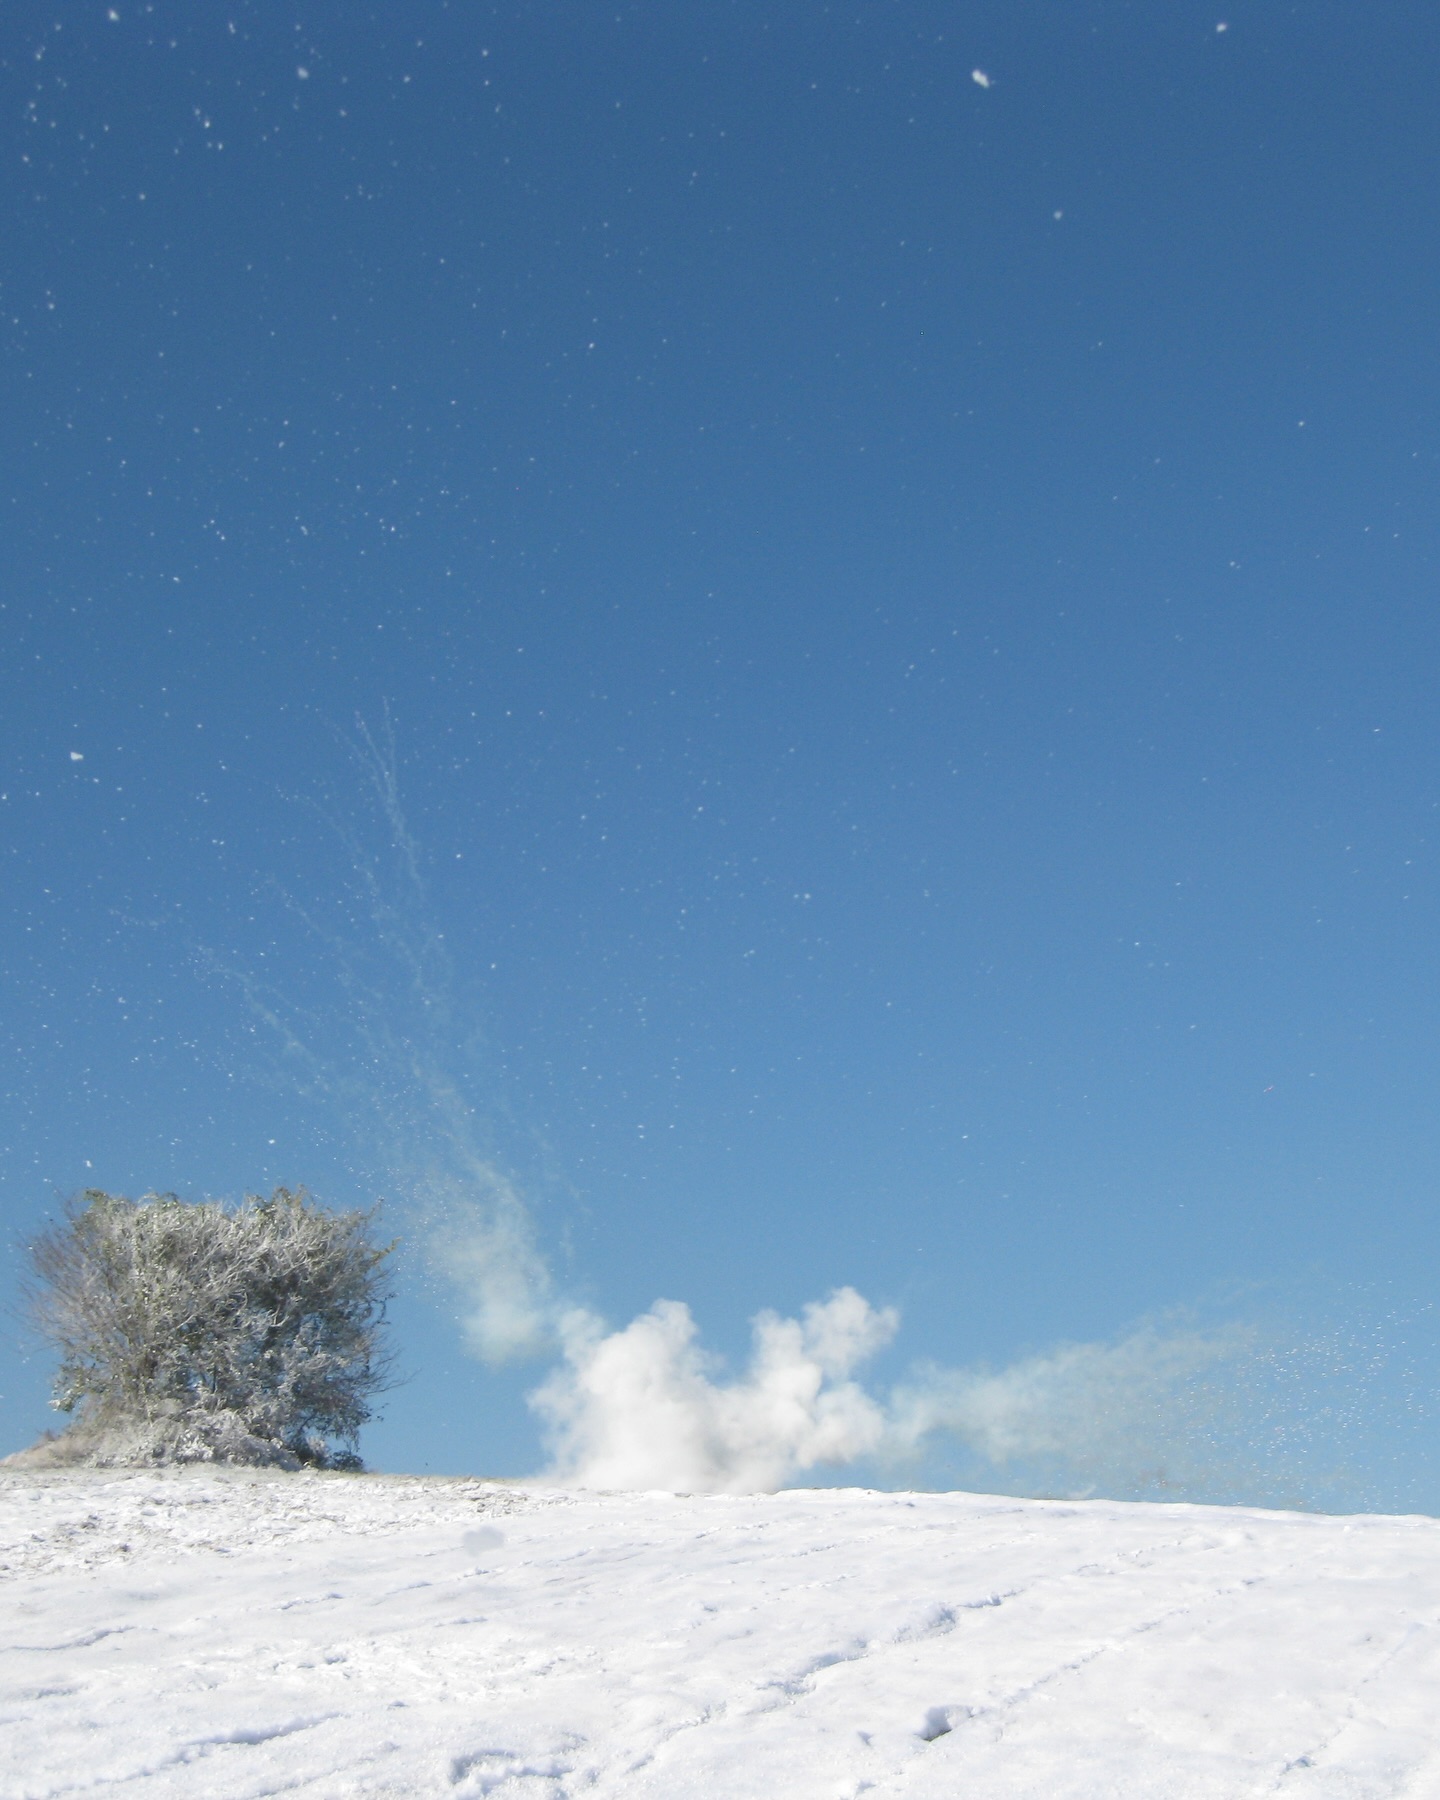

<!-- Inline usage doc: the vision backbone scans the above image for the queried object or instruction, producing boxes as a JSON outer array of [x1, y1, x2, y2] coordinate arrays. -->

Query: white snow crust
[[2, 1468, 1438, 1798]]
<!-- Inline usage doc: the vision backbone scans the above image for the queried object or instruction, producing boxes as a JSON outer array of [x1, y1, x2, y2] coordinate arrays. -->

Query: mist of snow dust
[[534, 1297, 1437, 1507], [205, 714, 554, 1366], [218, 724, 1437, 1505], [528, 1295, 1238, 1495], [532, 1292, 1252, 1499]]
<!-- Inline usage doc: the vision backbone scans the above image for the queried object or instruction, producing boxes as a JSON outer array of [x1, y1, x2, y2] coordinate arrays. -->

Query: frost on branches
[[18, 1188, 396, 1470]]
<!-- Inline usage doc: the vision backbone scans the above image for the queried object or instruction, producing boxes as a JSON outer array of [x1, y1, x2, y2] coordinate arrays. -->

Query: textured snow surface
[[2, 1470, 1439, 1798]]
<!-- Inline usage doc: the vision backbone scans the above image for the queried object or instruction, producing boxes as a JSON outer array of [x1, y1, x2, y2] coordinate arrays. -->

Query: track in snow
[[2, 1467, 1438, 1798]]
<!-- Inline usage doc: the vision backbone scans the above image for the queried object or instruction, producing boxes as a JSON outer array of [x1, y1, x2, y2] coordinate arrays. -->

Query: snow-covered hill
[[2, 1469, 1437, 1798]]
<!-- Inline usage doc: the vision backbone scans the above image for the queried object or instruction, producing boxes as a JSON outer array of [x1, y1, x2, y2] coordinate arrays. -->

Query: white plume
[[531, 1287, 899, 1493], [528, 1290, 1265, 1496]]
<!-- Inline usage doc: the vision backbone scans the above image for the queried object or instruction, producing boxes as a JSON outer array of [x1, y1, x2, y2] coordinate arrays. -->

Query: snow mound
[[2, 1469, 1438, 1797], [3, 1411, 318, 1472]]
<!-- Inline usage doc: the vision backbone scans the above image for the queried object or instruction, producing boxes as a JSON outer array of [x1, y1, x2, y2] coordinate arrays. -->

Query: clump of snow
[[3, 1467, 1438, 1797]]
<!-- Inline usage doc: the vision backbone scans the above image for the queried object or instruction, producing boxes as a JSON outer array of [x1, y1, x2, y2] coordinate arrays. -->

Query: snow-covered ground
[[2, 1469, 1438, 1798]]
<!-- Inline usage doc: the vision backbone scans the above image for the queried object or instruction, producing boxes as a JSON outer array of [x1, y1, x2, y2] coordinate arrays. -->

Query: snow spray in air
[[214, 720, 1440, 1509], [201, 711, 556, 1366], [533, 1288, 899, 1494]]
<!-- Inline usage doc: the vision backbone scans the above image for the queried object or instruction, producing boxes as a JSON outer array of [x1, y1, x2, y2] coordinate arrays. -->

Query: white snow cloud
[[529, 1290, 1258, 1497], [531, 1287, 898, 1493]]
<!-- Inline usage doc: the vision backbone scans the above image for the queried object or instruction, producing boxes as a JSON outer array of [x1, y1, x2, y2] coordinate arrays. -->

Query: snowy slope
[[2, 1469, 1438, 1799]]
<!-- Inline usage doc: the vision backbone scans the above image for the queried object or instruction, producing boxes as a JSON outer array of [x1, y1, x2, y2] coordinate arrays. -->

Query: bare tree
[[21, 1188, 396, 1469]]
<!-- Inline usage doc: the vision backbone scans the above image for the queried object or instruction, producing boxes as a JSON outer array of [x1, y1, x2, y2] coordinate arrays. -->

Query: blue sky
[[3, 2, 1439, 1502]]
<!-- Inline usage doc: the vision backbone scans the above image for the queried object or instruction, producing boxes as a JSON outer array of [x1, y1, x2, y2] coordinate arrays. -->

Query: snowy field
[[2, 1469, 1439, 1798]]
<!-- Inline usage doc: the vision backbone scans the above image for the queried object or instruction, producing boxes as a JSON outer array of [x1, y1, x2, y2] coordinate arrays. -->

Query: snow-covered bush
[[22, 1187, 395, 1470]]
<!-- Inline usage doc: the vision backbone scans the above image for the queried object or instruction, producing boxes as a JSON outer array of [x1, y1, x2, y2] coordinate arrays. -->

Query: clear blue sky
[[3, 2, 1439, 1502]]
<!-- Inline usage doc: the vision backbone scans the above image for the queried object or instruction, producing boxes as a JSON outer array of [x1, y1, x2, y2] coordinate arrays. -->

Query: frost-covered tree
[[21, 1187, 396, 1469]]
